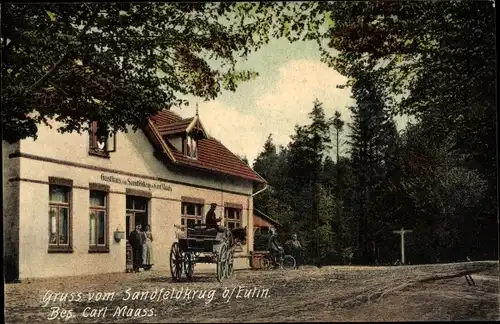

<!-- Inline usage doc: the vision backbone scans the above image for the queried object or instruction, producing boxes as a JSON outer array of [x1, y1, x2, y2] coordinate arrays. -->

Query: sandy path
[[5, 261, 498, 323]]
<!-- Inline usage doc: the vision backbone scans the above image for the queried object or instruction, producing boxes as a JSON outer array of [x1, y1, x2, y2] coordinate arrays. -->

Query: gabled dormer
[[155, 108, 208, 160], [145, 109, 267, 184]]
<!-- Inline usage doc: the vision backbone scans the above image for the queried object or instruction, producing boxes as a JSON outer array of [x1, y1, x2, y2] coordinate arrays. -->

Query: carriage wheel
[[169, 242, 183, 281], [226, 249, 234, 278], [184, 252, 194, 280], [216, 244, 228, 282], [261, 255, 271, 270], [282, 255, 296, 269]]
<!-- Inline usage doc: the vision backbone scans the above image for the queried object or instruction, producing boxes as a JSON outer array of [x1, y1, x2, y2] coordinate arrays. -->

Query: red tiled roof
[[254, 208, 282, 227], [151, 110, 183, 125], [147, 110, 266, 184], [157, 118, 194, 136]]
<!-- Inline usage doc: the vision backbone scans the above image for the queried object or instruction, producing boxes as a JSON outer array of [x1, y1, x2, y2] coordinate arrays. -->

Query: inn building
[[3, 109, 267, 282]]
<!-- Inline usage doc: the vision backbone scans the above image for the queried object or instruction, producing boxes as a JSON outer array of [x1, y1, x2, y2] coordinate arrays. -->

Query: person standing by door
[[142, 225, 153, 270], [129, 224, 144, 272]]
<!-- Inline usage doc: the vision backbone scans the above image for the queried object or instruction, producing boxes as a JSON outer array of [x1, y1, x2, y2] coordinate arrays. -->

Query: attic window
[[183, 135, 198, 159], [89, 121, 116, 158]]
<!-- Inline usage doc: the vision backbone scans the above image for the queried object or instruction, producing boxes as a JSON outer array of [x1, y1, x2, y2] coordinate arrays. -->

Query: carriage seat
[[186, 224, 229, 241], [187, 224, 227, 232]]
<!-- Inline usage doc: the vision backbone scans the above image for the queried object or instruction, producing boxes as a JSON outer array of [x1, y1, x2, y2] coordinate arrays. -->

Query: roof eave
[[163, 130, 187, 137], [186, 116, 198, 133], [254, 208, 282, 227], [145, 120, 176, 162], [170, 161, 266, 184]]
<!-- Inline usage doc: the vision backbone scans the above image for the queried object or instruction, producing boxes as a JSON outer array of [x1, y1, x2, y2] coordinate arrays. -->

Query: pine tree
[[287, 125, 315, 237], [331, 111, 345, 165], [308, 99, 333, 264], [253, 134, 279, 217], [330, 110, 345, 254], [254, 134, 278, 181], [287, 99, 333, 264], [347, 69, 398, 263]]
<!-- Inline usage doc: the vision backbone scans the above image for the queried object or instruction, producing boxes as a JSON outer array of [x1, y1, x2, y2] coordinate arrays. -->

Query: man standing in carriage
[[205, 203, 222, 228]]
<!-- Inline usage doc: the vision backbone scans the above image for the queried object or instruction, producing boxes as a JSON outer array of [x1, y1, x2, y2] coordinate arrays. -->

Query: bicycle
[[284, 243, 306, 269], [291, 248, 306, 269], [260, 247, 296, 270]]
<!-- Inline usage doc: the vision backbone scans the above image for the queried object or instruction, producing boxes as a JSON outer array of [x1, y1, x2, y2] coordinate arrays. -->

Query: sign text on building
[[100, 173, 172, 191]]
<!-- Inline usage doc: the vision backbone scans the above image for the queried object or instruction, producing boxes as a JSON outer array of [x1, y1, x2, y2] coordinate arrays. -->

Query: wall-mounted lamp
[[114, 227, 125, 243]]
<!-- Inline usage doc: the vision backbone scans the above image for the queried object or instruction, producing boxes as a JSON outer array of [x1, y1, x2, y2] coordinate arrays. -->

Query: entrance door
[[126, 212, 135, 242], [125, 196, 149, 272], [125, 212, 134, 272], [126, 212, 148, 233]]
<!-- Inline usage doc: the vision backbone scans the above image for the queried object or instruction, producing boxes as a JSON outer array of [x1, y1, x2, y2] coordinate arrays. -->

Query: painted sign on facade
[[100, 173, 172, 191]]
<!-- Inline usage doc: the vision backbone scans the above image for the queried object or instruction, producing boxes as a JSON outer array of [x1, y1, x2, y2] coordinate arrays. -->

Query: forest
[[253, 88, 496, 265], [252, 91, 495, 265], [252, 1, 496, 265], [246, 1, 497, 266]]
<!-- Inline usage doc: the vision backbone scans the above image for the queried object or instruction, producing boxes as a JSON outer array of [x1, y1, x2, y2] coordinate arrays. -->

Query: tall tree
[[286, 99, 333, 263], [330, 110, 345, 252], [1, 3, 285, 143], [313, 1, 497, 258], [331, 111, 345, 165], [287, 124, 315, 235], [309, 99, 333, 264], [253, 134, 280, 217], [398, 123, 488, 263], [347, 67, 398, 263], [253, 134, 278, 180]]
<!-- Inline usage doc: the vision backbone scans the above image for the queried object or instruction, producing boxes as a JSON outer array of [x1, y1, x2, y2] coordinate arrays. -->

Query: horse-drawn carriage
[[170, 224, 246, 282]]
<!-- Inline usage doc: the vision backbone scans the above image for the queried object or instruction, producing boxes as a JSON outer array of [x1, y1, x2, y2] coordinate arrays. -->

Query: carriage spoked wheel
[[183, 251, 194, 280], [282, 255, 297, 270], [169, 242, 183, 282], [260, 255, 271, 270], [216, 244, 228, 282], [226, 248, 234, 278]]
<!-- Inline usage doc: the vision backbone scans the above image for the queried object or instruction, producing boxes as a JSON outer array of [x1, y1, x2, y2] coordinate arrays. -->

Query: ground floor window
[[181, 202, 203, 229], [224, 207, 242, 229], [48, 184, 72, 252], [89, 190, 108, 252]]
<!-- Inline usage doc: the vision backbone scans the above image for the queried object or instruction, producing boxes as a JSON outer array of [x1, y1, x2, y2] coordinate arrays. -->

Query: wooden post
[[393, 227, 412, 265]]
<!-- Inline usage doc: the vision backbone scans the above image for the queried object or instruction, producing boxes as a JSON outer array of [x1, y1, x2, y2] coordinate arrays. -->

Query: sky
[[171, 38, 410, 165]]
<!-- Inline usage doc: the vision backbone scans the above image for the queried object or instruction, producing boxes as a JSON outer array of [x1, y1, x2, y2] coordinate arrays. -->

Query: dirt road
[[5, 261, 498, 323]]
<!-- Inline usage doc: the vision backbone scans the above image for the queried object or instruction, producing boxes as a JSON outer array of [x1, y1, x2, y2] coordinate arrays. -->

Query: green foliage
[[5, 2, 495, 264], [345, 67, 400, 263], [1, 3, 282, 143], [253, 134, 279, 181], [341, 246, 356, 265], [253, 100, 341, 264], [249, 1, 495, 264], [398, 123, 488, 263], [314, 1, 496, 258], [331, 111, 344, 134], [237, 155, 249, 166]]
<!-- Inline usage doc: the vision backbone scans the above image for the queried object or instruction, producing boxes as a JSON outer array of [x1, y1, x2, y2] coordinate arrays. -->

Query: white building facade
[[3, 110, 266, 281]]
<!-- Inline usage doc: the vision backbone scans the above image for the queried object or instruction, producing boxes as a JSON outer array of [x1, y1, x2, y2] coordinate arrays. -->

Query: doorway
[[125, 196, 149, 271]]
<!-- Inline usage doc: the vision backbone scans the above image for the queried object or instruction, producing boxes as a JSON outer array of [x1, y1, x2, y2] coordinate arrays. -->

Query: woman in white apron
[[142, 225, 153, 270]]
